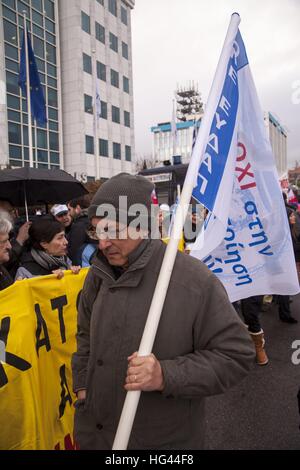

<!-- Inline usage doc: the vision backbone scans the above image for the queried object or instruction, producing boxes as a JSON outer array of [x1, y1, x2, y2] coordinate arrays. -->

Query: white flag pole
[[23, 12, 34, 168], [112, 12, 241, 450]]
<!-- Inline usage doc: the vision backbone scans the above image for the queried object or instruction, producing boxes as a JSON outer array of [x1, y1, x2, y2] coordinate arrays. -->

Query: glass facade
[[1, 0, 60, 169]]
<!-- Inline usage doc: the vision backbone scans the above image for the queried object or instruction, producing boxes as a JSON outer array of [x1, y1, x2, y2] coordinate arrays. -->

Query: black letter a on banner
[[35, 304, 51, 356], [59, 364, 72, 418]]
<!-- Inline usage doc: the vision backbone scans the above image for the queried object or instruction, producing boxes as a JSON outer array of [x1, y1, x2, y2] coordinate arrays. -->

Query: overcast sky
[[131, 0, 300, 169]]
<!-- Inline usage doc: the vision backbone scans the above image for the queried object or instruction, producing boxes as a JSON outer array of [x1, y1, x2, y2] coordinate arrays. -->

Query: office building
[[0, 0, 135, 182]]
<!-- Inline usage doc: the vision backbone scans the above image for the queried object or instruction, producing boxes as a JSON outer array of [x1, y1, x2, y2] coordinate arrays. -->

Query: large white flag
[[190, 30, 299, 302]]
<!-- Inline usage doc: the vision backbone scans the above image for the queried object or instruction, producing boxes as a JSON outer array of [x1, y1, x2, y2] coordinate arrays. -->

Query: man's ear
[[40, 241, 48, 250]]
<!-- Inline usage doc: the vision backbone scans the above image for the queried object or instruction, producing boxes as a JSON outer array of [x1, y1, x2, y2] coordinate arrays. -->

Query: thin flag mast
[[23, 11, 34, 168]]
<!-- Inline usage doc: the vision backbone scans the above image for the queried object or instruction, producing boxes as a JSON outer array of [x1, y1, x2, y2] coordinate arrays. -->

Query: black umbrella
[[0, 167, 88, 209]]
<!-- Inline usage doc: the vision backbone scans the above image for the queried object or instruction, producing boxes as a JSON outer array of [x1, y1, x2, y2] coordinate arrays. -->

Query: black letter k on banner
[[0, 317, 32, 388]]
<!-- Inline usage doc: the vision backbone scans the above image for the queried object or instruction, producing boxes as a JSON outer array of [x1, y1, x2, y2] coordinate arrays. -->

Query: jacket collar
[[91, 239, 162, 288]]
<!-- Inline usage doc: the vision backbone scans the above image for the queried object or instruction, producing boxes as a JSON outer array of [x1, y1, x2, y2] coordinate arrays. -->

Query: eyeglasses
[[87, 225, 128, 240]]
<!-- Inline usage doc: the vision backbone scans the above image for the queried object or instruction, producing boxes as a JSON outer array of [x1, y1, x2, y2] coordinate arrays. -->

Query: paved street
[[206, 294, 300, 450]]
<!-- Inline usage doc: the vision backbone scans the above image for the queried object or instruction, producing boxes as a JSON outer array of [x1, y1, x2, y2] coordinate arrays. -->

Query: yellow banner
[[0, 269, 88, 450]]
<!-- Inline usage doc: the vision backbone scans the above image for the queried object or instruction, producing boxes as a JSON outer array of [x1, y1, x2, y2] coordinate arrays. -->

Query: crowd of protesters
[[0, 196, 92, 283]]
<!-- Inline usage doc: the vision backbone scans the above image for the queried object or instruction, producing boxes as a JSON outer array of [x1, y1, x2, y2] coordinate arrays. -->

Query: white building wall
[[153, 125, 195, 165]]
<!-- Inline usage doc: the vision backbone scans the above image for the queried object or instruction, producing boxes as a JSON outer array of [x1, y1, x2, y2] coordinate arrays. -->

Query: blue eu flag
[[18, 31, 47, 125]]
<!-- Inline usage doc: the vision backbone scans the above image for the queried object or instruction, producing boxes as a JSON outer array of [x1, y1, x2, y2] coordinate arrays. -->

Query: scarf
[[31, 248, 70, 272]]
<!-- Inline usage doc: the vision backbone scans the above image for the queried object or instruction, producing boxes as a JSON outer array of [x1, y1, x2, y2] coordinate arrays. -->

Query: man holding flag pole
[[72, 14, 255, 451]]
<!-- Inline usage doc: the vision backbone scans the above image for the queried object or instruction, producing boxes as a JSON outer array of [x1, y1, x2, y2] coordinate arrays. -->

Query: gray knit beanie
[[88, 173, 155, 227]]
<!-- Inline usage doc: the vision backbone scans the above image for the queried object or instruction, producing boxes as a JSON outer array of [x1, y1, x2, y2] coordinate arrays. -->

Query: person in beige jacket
[[72, 173, 255, 450]]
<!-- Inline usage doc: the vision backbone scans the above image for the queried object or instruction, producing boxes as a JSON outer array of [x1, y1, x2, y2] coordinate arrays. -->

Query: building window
[[45, 18, 55, 34], [108, 0, 117, 17], [97, 61, 106, 81], [86, 135, 94, 154], [5, 58, 19, 74], [96, 0, 104, 5], [49, 120, 58, 131], [6, 71, 19, 95], [99, 139, 109, 157], [7, 110, 21, 123], [32, 10, 43, 27], [48, 88, 57, 107], [5, 43, 18, 62], [122, 41, 129, 60], [109, 32, 118, 53], [37, 149, 48, 163], [48, 76, 57, 88], [32, 0, 43, 12], [84, 94, 93, 114], [17, 1, 29, 17], [101, 101, 107, 120], [83, 53, 92, 74], [47, 62, 57, 77], [44, 0, 55, 20], [8, 122, 21, 145], [81, 11, 91, 34], [125, 145, 131, 162], [49, 132, 59, 151], [46, 43, 56, 64], [3, 20, 18, 46], [113, 142, 121, 160], [34, 24, 44, 39], [50, 152, 59, 164], [123, 76, 129, 94], [121, 6, 128, 25], [33, 36, 44, 59], [112, 106, 120, 124], [37, 129, 48, 149], [46, 31, 55, 44], [2, 6, 17, 23], [111, 69, 119, 88], [7, 94, 20, 110], [48, 107, 58, 120], [9, 145, 22, 160], [124, 111, 130, 128], [95, 22, 105, 44]]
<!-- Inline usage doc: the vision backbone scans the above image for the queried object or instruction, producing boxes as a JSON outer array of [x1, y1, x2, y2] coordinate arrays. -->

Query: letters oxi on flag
[[190, 31, 299, 302], [18, 31, 47, 126], [0, 269, 88, 450]]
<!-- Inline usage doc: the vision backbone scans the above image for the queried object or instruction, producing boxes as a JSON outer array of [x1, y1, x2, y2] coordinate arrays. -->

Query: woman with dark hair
[[15, 218, 80, 279]]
